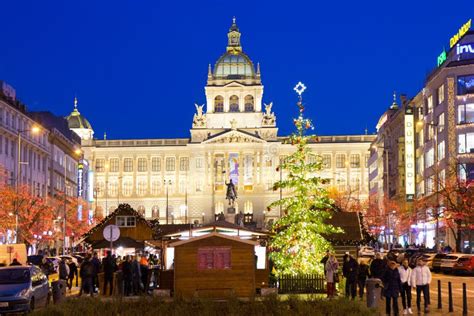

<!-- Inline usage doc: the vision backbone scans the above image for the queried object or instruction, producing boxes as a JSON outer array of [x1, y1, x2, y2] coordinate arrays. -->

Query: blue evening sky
[[0, 1, 472, 139]]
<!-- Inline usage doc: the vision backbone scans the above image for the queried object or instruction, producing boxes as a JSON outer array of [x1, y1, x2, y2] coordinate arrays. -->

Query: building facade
[[369, 21, 474, 250], [80, 20, 375, 227]]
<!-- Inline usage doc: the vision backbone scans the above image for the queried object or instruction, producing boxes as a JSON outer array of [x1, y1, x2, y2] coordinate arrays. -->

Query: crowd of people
[[321, 251, 432, 316]]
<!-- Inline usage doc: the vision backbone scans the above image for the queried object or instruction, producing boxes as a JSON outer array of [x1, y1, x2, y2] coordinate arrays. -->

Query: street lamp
[[15, 126, 40, 243], [201, 212, 205, 224], [164, 179, 172, 224]]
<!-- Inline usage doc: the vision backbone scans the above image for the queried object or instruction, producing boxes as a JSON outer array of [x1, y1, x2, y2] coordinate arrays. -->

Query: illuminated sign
[[77, 162, 84, 197], [437, 50, 447, 67], [456, 43, 474, 61], [450, 19, 471, 48], [404, 107, 415, 201]]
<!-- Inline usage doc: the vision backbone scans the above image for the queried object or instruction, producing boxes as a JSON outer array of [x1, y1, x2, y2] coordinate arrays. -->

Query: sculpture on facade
[[262, 102, 276, 126], [225, 179, 238, 205], [192, 103, 206, 128]]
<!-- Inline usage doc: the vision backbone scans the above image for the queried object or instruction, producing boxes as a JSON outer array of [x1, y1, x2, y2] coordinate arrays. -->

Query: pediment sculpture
[[262, 102, 276, 126], [192, 103, 207, 128]]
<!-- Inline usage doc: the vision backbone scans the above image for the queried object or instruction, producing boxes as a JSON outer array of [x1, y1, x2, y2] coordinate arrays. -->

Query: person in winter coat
[[320, 250, 330, 276], [102, 251, 117, 296], [67, 259, 78, 290], [398, 259, 413, 315], [58, 257, 70, 281], [383, 260, 402, 316], [139, 255, 149, 293], [122, 256, 133, 296], [325, 253, 339, 298], [131, 255, 142, 295], [79, 255, 94, 296], [342, 254, 359, 299], [357, 261, 370, 299], [410, 258, 431, 314], [370, 253, 387, 279], [91, 252, 101, 294]]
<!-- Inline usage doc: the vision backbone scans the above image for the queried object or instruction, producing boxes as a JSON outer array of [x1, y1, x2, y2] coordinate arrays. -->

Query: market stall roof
[[92, 237, 144, 249], [162, 219, 268, 240], [168, 232, 258, 247], [324, 211, 365, 244]]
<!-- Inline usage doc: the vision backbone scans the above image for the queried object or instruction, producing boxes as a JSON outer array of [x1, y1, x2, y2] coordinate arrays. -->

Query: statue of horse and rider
[[225, 179, 237, 206]]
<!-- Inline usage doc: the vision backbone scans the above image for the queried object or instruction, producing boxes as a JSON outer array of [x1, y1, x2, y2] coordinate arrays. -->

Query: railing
[[277, 274, 326, 294]]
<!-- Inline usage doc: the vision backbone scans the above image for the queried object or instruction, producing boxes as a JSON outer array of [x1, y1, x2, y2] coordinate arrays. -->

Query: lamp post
[[15, 126, 40, 243], [201, 212, 205, 224], [164, 179, 172, 224]]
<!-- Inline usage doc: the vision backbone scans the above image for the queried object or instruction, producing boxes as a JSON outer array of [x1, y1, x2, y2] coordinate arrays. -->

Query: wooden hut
[[82, 204, 155, 252], [161, 220, 269, 298]]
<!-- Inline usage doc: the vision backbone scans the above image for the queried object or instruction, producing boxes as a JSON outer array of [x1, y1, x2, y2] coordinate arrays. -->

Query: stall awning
[[92, 237, 144, 249]]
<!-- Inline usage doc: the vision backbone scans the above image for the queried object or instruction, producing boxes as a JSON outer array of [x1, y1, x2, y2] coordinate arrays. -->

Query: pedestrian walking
[[325, 253, 339, 298], [139, 254, 149, 293], [131, 255, 142, 295], [383, 260, 402, 316], [91, 252, 101, 294], [58, 257, 70, 282], [398, 259, 413, 315], [79, 255, 94, 296], [410, 258, 431, 314], [342, 253, 358, 300], [357, 261, 370, 299], [122, 256, 133, 296], [370, 253, 387, 279], [68, 259, 78, 290], [102, 250, 117, 296]]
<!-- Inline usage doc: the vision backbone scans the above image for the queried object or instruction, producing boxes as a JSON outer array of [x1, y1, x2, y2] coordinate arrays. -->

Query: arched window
[[244, 95, 254, 112], [214, 96, 224, 112], [229, 95, 239, 112], [137, 205, 145, 217], [152, 205, 160, 218], [215, 202, 224, 214]]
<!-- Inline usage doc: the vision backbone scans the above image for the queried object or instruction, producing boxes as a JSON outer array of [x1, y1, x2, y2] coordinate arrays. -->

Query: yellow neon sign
[[450, 19, 472, 48]]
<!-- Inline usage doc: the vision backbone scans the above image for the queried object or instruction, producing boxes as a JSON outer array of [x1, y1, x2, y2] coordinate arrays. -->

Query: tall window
[[438, 170, 446, 190], [244, 95, 254, 112], [438, 113, 445, 133], [308, 154, 318, 164], [437, 141, 445, 161], [195, 157, 203, 169], [151, 206, 160, 218], [457, 103, 474, 124], [427, 95, 433, 113], [350, 154, 360, 168], [425, 148, 434, 168], [244, 200, 253, 213], [138, 158, 147, 172], [458, 132, 474, 153], [214, 96, 224, 112], [336, 154, 346, 168], [336, 177, 347, 192], [350, 177, 361, 191], [95, 159, 105, 172], [122, 180, 133, 196], [195, 179, 203, 192], [426, 176, 434, 195], [179, 157, 189, 171], [322, 154, 332, 169], [151, 179, 161, 195], [229, 95, 239, 112], [165, 157, 176, 171], [137, 179, 147, 196], [123, 158, 133, 172], [110, 158, 119, 172], [151, 157, 161, 172], [108, 181, 118, 197], [437, 84, 445, 105]]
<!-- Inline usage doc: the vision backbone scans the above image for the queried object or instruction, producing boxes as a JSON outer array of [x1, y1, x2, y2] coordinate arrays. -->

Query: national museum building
[[74, 20, 375, 227]]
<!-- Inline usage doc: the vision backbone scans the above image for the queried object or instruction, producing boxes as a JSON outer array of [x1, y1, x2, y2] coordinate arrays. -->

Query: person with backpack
[[79, 255, 94, 296]]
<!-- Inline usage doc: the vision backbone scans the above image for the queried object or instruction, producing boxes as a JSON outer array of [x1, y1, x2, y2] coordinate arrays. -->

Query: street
[[428, 272, 473, 314]]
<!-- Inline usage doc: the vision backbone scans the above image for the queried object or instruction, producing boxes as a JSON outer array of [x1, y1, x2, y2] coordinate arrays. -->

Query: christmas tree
[[269, 83, 342, 275]]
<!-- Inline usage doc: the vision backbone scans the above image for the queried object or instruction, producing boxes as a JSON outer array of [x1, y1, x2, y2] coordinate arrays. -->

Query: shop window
[[457, 75, 474, 95], [458, 132, 474, 153], [457, 104, 474, 124]]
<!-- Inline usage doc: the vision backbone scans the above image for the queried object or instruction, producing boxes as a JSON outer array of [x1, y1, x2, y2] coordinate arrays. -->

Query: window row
[[214, 95, 254, 112], [95, 157, 190, 172]]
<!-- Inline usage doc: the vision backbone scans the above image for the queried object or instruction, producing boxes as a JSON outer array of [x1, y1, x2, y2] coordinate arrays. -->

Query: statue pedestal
[[227, 207, 236, 214]]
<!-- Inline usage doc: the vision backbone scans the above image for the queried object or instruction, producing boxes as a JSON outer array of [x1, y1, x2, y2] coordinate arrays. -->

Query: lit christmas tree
[[269, 82, 342, 275]]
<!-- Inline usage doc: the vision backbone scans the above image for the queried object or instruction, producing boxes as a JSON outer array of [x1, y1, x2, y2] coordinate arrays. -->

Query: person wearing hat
[[410, 258, 431, 314], [383, 260, 402, 316]]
